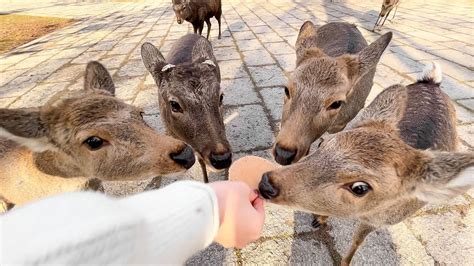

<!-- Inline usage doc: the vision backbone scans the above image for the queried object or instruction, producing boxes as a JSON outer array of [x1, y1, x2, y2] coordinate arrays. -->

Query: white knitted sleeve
[[0, 181, 220, 265]]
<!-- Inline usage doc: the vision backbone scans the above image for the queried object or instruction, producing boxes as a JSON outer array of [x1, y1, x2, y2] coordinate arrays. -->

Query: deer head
[[0, 61, 195, 180], [261, 124, 473, 226], [274, 21, 392, 165], [141, 41, 232, 171]]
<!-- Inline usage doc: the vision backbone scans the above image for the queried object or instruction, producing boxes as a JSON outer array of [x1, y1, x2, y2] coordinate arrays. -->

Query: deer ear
[[84, 61, 115, 95], [412, 151, 474, 203], [295, 21, 319, 63], [192, 37, 215, 61], [0, 108, 54, 152], [358, 32, 392, 75], [141, 42, 167, 84]]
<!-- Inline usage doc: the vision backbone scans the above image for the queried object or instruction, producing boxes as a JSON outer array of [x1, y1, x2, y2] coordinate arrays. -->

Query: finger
[[248, 188, 259, 202]]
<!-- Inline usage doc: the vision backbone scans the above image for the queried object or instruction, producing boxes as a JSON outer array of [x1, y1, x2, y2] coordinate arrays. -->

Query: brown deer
[[0, 61, 195, 212], [172, 0, 222, 39], [259, 63, 474, 265], [141, 34, 232, 183], [274, 21, 392, 165], [373, 0, 401, 31]]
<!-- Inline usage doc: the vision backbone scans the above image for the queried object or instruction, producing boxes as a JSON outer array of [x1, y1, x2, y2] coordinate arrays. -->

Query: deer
[[0, 61, 196, 212], [373, 0, 401, 31], [259, 62, 474, 265], [273, 21, 392, 166], [141, 34, 232, 184], [172, 0, 222, 39]]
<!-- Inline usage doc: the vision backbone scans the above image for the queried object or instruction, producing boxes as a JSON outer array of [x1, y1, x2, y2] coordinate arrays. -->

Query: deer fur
[[0, 61, 194, 211], [141, 34, 232, 183], [172, 0, 222, 39], [274, 21, 392, 165], [373, 0, 401, 31], [260, 63, 474, 265]]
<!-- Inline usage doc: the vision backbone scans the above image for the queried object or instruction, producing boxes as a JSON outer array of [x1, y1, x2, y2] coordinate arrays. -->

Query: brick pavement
[[0, 0, 473, 264]]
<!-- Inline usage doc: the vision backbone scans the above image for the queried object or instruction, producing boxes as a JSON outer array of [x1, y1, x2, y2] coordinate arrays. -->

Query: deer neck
[[32, 150, 84, 178]]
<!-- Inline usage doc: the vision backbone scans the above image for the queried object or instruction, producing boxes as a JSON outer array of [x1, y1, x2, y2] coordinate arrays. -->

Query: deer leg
[[199, 158, 209, 183], [311, 214, 329, 228], [372, 14, 382, 31], [216, 13, 222, 39], [193, 23, 198, 34], [144, 176, 162, 191], [198, 21, 204, 36], [341, 223, 375, 266], [0, 195, 15, 213], [205, 18, 211, 39], [82, 178, 105, 192], [380, 9, 392, 28], [389, 6, 398, 22]]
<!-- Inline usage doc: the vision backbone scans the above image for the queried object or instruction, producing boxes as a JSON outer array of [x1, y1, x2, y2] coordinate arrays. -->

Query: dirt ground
[[0, 14, 73, 53]]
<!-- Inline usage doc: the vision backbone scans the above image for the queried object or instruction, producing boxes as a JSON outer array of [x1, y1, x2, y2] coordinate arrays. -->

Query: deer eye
[[84, 136, 105, 151], [328, 100, 343, 110], [219, 94, 224, 106], [349, 182, 371, 197], [284, 86, 290, 98], [170, 100, 183, 113]]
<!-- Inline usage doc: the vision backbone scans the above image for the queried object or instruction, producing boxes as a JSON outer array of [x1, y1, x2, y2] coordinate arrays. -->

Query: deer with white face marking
[[0, 61, 195, 211], [373, 0, 401, 31], [141, 34, 232, 183], [274, 21, 392, 165], [260, 63, 474, 265]]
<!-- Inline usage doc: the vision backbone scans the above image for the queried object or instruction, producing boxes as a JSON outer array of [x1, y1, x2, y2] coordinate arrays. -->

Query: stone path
[[1, 0, 473, 264]]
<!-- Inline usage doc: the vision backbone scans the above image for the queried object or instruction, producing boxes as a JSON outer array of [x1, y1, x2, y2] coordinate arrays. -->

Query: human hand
[[208, 181, 265, 248]]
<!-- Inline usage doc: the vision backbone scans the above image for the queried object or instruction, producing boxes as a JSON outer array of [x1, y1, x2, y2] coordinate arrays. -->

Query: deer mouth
[[177, 18, 183, 24]]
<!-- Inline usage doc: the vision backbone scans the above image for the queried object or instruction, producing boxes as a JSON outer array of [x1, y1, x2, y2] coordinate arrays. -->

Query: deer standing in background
[[274, 21, 392, 165], [141, 34, 232, 184], [172, 0, 222, 39], [0, 61, 195, 211], [259, 63, 474, 265], [373, 0, 401, 31]]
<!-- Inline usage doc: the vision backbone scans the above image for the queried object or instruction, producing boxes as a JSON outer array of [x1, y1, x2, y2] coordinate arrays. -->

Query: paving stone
[[458, 99, 474, 111], [225, 104, 273, 151], [248, 65, 287, 87], [256, 32, 284, 43], [260, 87, 285, 121], [388, 222, 434, 265], [214, 46, 240, 61], [232, 30, 255, 40], [221, 77, 260, 106], [71, 51, 107, 64], [405, 209, 474, 264], [133, 89, 159, 114], [100, 54, 128, 69], [274, 53, 296, 72], [218, 59, 248, 79], [440, 76, 474, 100], [46, 64, 84, 83], [114, 76, 143, 100], [0, 97, 17, 108], [235, 38, 264, 51], [9, 82, 69, 108], [116, 59, 147, 77], [0, 74, 43, 98], [108, 42, 137, 55], [242, 49, 275, 66], [186, 243, 237, 265], [263, 41, 295, 55], [457, 124, 474, 145]]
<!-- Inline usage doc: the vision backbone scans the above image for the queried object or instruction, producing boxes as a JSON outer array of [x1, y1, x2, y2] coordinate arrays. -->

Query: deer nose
[[209, 151, 232, 169], [274, 144, 296, 165], [259, 173, 279, 199], [170, 145, 195, 169]]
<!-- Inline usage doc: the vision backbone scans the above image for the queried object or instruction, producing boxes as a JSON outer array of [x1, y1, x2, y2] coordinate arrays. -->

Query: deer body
[[141, 34, 232, 183], [172, 0, 222, 39], [274, 21, 392, 165], [260, 63, 474, 264], [0, 62, 195, 211]]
